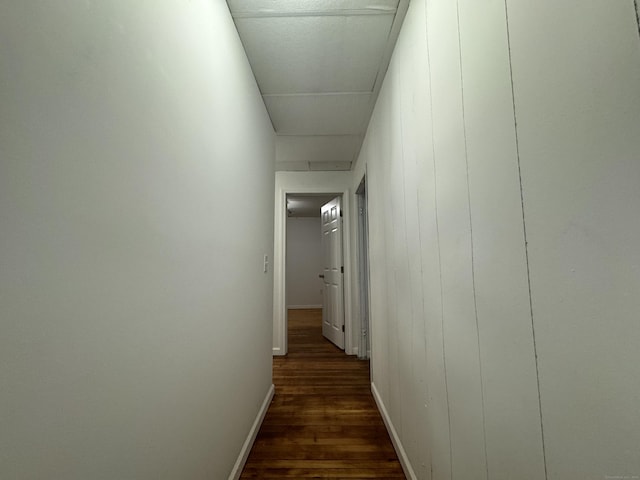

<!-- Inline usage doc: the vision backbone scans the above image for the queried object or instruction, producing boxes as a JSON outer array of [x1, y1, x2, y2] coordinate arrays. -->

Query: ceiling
[[287, 194, 337, 217], [226, 0, 409, 171]]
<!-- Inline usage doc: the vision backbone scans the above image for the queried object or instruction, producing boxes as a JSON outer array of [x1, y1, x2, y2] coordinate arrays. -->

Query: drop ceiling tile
[[235, 15, 394, 94], [276, 135, 361, 164], [228, 0, 399, 16], [264, 93, 371, 135]]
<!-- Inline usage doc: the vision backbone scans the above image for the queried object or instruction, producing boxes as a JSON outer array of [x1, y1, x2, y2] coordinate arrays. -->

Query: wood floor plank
[[240, 309, 405, 479]]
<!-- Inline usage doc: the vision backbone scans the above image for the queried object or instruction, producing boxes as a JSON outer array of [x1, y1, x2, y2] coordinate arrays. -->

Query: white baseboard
[[228, 384, 275, 480], [272, 347, 285, 356], [371, 382, 417, 480], [287, 304, 322, 309]]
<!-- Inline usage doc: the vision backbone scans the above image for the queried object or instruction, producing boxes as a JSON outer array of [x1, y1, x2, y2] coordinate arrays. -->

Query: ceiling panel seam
[[276, 134, 362, 137], [262, 92, 373, 98], [231, 10, 396, 19]]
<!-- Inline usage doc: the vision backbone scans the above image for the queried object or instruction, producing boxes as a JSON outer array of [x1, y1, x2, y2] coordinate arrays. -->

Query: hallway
[[241, 309, 406, 478], [2, 1, 639, 478]]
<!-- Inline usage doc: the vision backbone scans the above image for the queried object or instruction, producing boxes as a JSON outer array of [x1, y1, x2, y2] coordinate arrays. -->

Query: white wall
[[351, 0, 640, 479], [0, 2, 274, 479], [286, 217, 323, 308]]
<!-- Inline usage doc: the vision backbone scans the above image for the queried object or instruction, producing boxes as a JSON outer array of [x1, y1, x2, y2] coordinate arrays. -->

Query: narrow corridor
[[240, 309, 406, 478]]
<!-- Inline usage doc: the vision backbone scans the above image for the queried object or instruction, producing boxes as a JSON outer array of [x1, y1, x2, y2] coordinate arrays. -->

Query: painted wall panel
[[0, 2, 274, 478], [355, 0, 640, 478], [407, 3, 452, 476], [396, 51, 429, 475], [426, 0, 488, 477], [363, 127, 392, 406], [457, 0, 547, 478], [506, 1, 640, 478]]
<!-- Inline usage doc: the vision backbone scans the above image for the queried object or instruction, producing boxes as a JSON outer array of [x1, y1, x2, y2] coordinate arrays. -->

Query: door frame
[[273, 176, 354, 356], [356, 175, 371, 359]]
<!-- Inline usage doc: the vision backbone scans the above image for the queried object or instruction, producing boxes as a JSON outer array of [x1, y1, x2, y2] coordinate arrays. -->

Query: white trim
[[354, 171, 371, 360], [342, 191, 355, 355], [287, 304, 322, 309], [371, 382, 417, 480], [273, 187, 288, 356], [228, 384, 275, 480]]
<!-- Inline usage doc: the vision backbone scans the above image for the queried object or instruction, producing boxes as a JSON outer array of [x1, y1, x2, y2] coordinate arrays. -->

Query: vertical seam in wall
[[386, 148, 395, 432], [385, 118, 400, 437], [455, 2, 489, 479], [397, 73, 410, 459], [634, 0, 640, 40], [503, 2, 549, 479], [400, 72, 427, 465], [413, 19, 432, 475], [425, 1, 454, 478]]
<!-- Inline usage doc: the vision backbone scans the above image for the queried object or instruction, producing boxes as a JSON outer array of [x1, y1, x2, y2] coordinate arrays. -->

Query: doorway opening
[[273, 182, 354, 357], [285, 194, 334, 311], [285, 193, 345, 352]]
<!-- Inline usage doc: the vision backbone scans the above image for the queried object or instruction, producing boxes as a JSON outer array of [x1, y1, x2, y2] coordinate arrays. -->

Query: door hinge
[[341, 266, 344, 273], [342, 325, 345, 332]]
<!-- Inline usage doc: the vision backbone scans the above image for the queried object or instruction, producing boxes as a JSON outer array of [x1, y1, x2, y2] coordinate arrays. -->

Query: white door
[[320, 196, 345, 350]]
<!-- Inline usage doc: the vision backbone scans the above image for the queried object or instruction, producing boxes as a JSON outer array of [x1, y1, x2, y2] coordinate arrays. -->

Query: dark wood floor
[[240, 308, 406, 479]]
